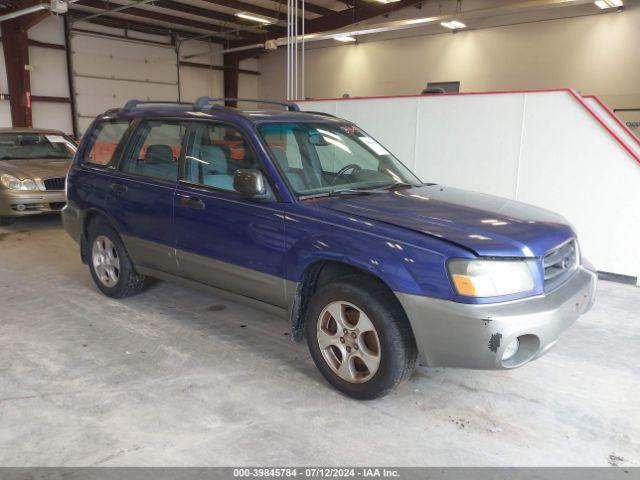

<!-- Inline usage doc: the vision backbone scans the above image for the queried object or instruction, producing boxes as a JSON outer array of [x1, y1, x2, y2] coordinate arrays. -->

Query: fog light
[[16, 204, 26, 212], [502, 338, 520, 361]]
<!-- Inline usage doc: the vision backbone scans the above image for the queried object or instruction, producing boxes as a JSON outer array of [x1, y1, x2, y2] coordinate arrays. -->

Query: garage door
[[71, 32, 178, 134]]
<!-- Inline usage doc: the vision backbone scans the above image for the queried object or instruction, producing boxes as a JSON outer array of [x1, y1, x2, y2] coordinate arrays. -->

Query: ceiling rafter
[[71, 0, 264, 41], [231, 0, 423, 50], [68, 12, 213, 40]]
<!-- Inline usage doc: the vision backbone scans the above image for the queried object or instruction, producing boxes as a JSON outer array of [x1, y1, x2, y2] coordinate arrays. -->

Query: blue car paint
[[68, 105, 577, 307]]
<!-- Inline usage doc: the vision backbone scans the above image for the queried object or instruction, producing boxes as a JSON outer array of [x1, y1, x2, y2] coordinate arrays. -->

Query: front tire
[[87, 221, 145, 298], [305, 278, 417, 400]]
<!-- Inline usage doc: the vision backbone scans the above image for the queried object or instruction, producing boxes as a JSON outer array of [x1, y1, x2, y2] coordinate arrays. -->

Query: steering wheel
[[330, 163, 362, 186]]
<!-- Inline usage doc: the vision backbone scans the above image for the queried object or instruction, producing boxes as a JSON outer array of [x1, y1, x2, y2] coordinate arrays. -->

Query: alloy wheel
[[92, 235, 121, 288], [316, 301, 381, 383]]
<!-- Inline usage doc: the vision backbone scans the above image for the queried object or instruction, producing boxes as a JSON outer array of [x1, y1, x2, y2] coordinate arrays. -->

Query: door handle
[[110, 183, 128, 193], [179, 196, 205, 210]]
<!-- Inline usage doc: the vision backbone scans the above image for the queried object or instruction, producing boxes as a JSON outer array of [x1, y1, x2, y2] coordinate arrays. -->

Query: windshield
[[258, 122, 421, 196], [0, 133, 76, 160]]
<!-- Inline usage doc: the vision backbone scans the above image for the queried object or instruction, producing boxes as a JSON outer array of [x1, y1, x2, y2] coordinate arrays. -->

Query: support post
[[223, 53, 239, 107], [1, 19, 32, 127]]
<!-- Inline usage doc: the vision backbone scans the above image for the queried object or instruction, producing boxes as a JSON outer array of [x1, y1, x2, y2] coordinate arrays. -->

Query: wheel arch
[[80, 208, 121, 264], [288, 259, 416, 344]]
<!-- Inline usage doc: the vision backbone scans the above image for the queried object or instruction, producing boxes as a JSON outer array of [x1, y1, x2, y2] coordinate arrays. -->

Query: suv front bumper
[[396, 261, 597, 369], [0, 189, 66, 217]]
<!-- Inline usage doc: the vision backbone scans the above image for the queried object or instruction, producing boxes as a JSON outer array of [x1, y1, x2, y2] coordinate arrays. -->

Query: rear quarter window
[[82, 120, 131, 167]]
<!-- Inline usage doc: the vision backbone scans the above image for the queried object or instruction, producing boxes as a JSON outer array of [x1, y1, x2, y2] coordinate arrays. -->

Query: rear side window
[[83, 120, 130, 166], [120, 120, 188, 182]]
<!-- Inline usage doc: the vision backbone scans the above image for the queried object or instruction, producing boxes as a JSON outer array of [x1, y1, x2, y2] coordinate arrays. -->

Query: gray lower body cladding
[[396, 262, 597, 369]]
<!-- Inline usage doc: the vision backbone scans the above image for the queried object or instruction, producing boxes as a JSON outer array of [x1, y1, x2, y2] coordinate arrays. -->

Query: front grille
[[43, 177, 65, 191], [543, 239, 578, 292]]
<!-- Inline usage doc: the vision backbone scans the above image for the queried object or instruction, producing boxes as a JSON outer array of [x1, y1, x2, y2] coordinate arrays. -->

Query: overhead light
[[376, 0, 401, 3], [440, 20, 466, 29], [594, 0, 622, 7], [405, 17, 434, 25], [334, 35, 356, 42], [235, 12, 276, 24]]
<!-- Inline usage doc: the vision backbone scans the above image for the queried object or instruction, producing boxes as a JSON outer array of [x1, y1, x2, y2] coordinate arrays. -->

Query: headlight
[[0, 174, 38, 191], [1, 174, 22, 190], [21, 179, 37, 191], [448, 259, 535, 297]]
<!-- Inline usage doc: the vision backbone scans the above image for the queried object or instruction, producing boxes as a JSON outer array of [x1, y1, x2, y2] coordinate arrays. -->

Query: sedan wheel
[[91, 235, 121, 288]]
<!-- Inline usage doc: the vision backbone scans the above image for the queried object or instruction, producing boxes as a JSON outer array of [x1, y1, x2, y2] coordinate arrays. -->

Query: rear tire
[[305, 277, 417, 400], [0, 217, 12, 226], [87, 221, 145, 298]]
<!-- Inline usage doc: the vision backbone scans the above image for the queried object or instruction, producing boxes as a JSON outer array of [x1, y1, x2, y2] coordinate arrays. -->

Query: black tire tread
[[306, 275, 418, 400], [87, 219, 145, 298]]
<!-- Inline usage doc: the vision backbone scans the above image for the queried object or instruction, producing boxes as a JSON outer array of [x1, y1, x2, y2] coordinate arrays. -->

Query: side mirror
[[233, 169, 268, 198]]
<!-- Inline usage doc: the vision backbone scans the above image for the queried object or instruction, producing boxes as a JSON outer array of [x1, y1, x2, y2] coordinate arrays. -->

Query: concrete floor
[[0, 216, 638, 467]]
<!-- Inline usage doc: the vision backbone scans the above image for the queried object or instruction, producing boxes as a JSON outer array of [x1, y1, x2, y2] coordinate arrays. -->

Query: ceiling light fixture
[[440, 20, 466, 29], [235, 12, 276, 24], [404, 17, 434, 25], [594, 0, 623, 7], [334, 35, 356, 42], [376, 0, 401, 3]]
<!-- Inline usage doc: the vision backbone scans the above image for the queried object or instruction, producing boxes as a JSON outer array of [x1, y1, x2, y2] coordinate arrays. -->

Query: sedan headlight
[[448, 259, 535, 297], [0, 174, 37, 191], [1, 174, 22, 190]]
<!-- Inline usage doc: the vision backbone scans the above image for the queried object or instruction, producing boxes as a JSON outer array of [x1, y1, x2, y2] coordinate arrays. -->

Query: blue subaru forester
[[63, 97, 597, 399]]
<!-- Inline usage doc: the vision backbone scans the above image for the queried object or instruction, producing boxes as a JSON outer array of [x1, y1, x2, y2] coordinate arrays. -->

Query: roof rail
[[305, 111, 337, 118], [194, 97, 300, 112], [122, 99, 193, 111]]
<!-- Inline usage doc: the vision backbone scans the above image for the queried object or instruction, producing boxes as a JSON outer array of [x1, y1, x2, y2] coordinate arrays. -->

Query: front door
[[173, 121, 287, 307], [105, 119, 188, 274]]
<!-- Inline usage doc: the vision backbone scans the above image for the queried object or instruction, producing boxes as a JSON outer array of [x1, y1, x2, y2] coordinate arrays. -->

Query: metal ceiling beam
[[198, 0, 286, 21], [152, 0, 268, 33], [200, 0, 336, 19], [68, 9, 228, 40], [268, 0, 335, 17], [72, 0, 262, 41], [72, 0, 155, 24], [232, 0, 423, 48]]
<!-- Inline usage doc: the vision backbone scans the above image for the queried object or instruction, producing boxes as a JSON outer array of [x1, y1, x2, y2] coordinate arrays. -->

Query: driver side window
[[183, 123, 259, 192]]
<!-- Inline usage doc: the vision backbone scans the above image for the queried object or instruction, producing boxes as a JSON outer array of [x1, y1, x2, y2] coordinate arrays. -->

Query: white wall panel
[[414, 93, 525, 198], [299, 91, 640, 279], [517, 93, 640, 280], [0, 102, 10, 128], [584, 97, 640, 159], [179, 66, 223, 102], [239, 58, 259, 99], [32, 101, 73, 134], [28, 15, 66, 44], [29, 48, 69, 98]]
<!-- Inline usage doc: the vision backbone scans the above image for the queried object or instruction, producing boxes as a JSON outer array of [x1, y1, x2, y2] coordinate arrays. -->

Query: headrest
[[271, 147, 289, 170], [200, 144, 228, 174], [146, 144, 174, 164]]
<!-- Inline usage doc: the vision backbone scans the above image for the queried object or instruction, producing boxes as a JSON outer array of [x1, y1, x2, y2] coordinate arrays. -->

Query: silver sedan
[[0, 128, 77, 225]]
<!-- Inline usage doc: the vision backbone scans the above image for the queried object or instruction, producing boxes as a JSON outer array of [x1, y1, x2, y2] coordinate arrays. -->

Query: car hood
[[0, 158, 71, 180], [319, 184, 575, 257]]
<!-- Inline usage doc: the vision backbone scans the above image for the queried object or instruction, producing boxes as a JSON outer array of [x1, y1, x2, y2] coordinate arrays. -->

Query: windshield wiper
[[299, 187, 388, 200], [382, 182, 414, 190]]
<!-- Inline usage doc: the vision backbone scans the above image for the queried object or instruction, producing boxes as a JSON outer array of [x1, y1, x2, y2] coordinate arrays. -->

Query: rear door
[[173, 121, 287, 307], [105, 119, 187, 274]]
